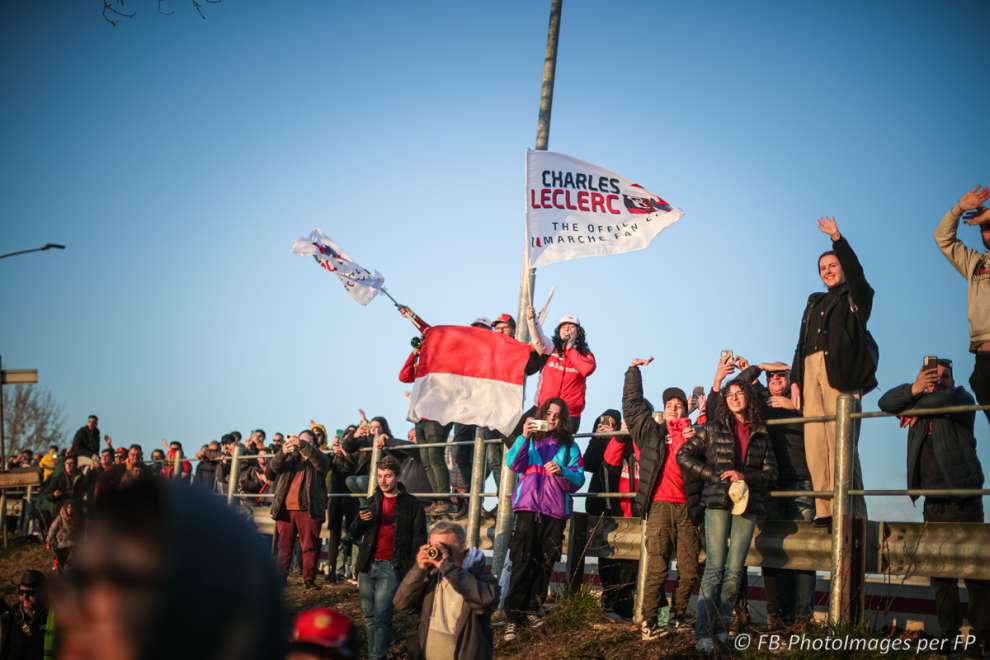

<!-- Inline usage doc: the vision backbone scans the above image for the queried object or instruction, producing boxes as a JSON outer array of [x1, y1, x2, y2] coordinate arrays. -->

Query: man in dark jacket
[[878, 359, 989, 652], [351, 455, 427, 660], [0, 570, 49, 660], [269, 430, 331, 589], [624, 359, 703, 639], [790, 217, 874, 525], [393, 521, 499, 660], [70, 414, 101, 465]]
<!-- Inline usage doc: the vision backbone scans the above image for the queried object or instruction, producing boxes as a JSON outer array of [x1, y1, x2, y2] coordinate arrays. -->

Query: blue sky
[[2, 0, 988, 520]]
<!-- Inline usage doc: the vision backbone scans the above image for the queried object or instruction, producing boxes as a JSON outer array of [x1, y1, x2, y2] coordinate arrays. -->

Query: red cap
[[114, 447, 126, 455], [291, 608, 355, 656], [494, 313, 515, 326]]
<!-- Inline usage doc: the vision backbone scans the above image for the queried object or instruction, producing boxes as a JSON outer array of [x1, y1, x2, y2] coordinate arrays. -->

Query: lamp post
[[0, 243, 66, 260]]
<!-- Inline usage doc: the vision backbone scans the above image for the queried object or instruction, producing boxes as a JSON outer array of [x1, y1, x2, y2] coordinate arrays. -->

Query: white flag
[[526, 149, 684, 268], [291, 229, 385, 305]]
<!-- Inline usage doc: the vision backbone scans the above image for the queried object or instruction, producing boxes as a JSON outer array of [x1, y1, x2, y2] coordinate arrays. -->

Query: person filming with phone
[[501, 397, 584, 642], [878, 357, 989, 654], [393, 521, 499, 660]]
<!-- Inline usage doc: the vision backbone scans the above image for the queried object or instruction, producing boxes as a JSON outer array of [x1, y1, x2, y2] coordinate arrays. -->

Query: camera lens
[[426, 546, 441, 561]]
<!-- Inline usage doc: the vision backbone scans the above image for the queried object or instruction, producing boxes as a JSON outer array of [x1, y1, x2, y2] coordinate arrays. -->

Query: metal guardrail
[[211, 400, 990, 627]]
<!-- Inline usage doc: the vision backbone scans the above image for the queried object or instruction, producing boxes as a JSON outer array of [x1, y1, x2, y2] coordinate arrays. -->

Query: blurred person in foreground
[[394, 521, 499, 660], [287, 608, 359, 660], [53, 476, 287, 660], [879, 358, 989, 656]]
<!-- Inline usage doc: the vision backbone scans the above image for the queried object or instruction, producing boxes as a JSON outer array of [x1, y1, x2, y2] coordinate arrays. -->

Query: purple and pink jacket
[[505, 434, 584, 520]]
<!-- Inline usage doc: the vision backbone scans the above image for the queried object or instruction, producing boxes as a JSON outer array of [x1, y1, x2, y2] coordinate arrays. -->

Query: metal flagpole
[[492, 0, 563, 578]]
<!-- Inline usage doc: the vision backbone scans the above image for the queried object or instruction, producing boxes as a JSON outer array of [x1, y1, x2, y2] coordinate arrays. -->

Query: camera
[[426, 545, 443, 561], [532, 419, 551, 432]]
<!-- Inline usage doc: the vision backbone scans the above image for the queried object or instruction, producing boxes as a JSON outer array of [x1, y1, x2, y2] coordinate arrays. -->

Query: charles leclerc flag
[[407, 325, 532, 436]]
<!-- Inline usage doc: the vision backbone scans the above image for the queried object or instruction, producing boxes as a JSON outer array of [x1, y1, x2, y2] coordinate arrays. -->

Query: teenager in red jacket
[[526, 305, 596, 432]]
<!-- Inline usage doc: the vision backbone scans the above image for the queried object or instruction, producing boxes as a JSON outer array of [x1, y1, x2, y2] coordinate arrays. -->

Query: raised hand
[[958, 185, 990, 211], [526, 304, 535, 320], [963, 207, 990, 226], [817, 216, 841, 241], [630, 357, 655, 368], [911, 365, 939, 396], [713, 356, 736, 390]]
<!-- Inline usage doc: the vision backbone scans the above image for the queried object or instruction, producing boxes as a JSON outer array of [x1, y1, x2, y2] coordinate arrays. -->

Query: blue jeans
[[696, 508, 757, 639], [763, 479, 816, 621], [358, 560, 398, 659]]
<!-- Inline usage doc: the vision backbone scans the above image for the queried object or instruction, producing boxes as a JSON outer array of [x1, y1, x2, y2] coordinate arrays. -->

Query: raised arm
[[935, 186, 988, 278], [622, 360, 662, 454], [527, 305, 553, 355], [820, 217, 874, 319]]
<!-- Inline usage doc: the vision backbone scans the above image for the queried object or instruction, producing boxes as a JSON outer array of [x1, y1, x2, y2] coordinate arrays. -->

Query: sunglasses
[[767, 371, 789, 378]]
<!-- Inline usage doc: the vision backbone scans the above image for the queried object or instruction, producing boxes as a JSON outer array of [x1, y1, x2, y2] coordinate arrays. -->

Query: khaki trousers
[[801, 351, 866, 519]]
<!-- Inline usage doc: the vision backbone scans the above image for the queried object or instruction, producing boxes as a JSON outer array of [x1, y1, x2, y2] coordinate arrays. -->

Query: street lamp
[[0, 243, 66, 260]]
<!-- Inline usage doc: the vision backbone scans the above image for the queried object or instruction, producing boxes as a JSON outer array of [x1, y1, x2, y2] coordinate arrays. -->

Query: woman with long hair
[[677, 377, 777, 653], [501, 397, 585, 642], [526, 306, 596, 433]]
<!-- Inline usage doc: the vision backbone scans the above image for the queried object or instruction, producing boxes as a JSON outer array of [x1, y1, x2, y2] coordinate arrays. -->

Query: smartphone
[[721, 350, 734, 365], [923, 355, 938, 371], [652, 411, 664, 424]]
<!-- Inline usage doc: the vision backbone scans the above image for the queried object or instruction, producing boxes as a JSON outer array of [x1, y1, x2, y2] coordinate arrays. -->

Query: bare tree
[[3, 385, 66, 455], [102, 0, 223, 27]]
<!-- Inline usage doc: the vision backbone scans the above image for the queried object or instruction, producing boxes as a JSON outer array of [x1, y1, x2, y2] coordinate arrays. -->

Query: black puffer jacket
[[676, 418, 777, 517], [352, 484, 427, 579], [623, 366, 704, 524]]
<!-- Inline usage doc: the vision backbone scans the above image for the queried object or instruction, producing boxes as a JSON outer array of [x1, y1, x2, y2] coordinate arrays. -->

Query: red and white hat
[[290, 607, 356, 658], [558, 314, 581, 327]]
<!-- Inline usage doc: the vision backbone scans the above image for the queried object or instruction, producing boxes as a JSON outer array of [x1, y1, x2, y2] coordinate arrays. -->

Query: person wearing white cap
[[677, 377, 777, 654], [525, 305, 596, 433]]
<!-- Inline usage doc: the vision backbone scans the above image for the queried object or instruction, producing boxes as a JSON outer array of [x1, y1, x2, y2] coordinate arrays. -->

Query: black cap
[[662, 387, 689, 411], [19, 570, 45, 591]]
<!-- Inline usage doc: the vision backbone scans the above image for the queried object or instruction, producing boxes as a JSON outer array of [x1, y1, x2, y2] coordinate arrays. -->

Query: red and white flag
[[408, 326, 532, 435]]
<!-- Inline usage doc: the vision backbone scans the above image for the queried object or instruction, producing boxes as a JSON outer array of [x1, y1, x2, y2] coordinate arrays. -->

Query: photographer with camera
[[393, 522, 499, 660], [878, 358, 989, 654], [501, 397, 584, 642], [270, 430, 332, 589], [351, 455, 427, 660]]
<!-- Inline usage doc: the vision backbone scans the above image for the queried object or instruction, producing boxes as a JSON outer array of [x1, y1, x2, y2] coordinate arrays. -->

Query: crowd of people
[[3, 190, 990, 659]]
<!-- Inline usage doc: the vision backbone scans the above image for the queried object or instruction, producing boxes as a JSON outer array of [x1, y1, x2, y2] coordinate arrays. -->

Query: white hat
[[558, 314, 581, 327], [471, 317, 492, 328], [728, 480, 750, 515]]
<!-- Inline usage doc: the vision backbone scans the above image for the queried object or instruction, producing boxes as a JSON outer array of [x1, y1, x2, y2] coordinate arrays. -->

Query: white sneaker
[[526, 613, 545, 629], [695, 637, 715, 653], [503, 622, 518, 642]]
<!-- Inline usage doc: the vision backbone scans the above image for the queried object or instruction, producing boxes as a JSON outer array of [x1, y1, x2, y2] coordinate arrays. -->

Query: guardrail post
[[466, 428, 487, 548], [565, 511, 589, 592], [632, 517, 649, 624], [173, 450, 181, 480], [367, 438, 381, 499], [829, 394, 854, 625], [21, 485, 33, 536], [492, 448, 517, 578], [226, 444, 241, 507], [1, 490, 6, 548]]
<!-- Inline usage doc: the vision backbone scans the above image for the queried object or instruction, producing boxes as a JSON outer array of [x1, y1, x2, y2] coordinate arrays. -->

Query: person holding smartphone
[[878, 358, 989, 654], [269, 430, 331, 589], [501, 397, 584, 642]]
